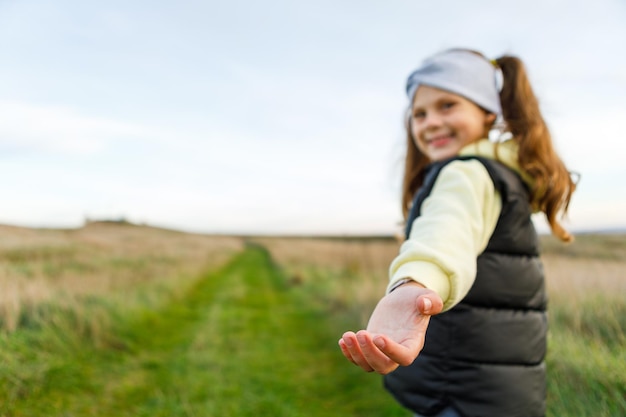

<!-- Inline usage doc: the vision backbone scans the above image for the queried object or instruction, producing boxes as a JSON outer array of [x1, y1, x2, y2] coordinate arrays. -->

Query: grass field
[[0, 223, 624, 416]]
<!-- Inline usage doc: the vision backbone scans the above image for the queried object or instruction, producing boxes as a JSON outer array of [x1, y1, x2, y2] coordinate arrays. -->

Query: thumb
[[418, 293, 443, 316]]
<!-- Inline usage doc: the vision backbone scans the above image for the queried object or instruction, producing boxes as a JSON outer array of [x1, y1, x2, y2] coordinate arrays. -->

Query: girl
[[338, 49, 576, 417]]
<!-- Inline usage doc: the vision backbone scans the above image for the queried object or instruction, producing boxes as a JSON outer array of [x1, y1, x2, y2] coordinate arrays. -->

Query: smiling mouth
[[427, 134, 454, 148]]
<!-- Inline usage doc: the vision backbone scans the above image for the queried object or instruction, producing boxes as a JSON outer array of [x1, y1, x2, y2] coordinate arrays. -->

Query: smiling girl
[[339, 49, 577, 417]]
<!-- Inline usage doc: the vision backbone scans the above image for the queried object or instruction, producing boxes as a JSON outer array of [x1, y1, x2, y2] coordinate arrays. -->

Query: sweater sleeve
[[387, 159, 502, 311]]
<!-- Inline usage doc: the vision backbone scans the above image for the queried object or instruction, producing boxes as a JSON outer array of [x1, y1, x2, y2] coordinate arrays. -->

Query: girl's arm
[[339, 159, 500, 373], [388, 159, 501, 311]]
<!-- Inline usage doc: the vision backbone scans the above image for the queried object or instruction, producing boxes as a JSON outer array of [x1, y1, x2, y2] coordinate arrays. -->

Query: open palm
[[339, 283, 443, 374]]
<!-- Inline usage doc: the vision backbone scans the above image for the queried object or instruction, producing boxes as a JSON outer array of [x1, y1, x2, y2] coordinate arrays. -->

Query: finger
[[341, 332, 374, 372], [338, 338, 357, 365], [417, 293, 444, 315], [355, 331, 399, 374], [370, 334, 423, 367]]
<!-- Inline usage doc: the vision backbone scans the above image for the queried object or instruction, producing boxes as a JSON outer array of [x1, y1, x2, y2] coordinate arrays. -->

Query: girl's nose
[[424, 112, 443, 129]]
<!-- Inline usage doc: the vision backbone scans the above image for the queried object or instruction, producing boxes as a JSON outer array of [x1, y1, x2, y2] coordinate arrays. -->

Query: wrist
[[389, 278, 426, 293]]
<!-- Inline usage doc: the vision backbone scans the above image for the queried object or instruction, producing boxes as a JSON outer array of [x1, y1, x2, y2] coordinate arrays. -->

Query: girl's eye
[[441, 101, 456, 110], [413, 111, 425, 119]]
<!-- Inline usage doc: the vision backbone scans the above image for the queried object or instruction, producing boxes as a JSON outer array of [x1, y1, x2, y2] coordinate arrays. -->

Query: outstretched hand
[[338, 282, 443, 374]]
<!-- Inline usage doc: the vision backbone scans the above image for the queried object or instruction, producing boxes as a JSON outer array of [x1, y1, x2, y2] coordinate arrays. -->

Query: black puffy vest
[[384, 156, 547, 417]]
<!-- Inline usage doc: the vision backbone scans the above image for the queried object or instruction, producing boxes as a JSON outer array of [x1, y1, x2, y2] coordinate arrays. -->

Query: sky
[[1, 0, 625, 235]]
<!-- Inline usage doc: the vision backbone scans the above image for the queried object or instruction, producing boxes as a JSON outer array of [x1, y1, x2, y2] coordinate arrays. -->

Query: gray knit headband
[[406, 50, 503, 116]]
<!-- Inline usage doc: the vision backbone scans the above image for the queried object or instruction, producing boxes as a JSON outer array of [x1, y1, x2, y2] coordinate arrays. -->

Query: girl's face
[[410, 85, 496, 162]]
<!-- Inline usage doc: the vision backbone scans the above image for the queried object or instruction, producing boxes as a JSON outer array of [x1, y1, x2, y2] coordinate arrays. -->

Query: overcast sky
[[1, 0, 625, 235]]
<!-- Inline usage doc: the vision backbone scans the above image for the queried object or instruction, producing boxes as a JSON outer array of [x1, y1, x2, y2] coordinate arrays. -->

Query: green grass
[[1, 231, 624, 416], [0, 245, 408, 416], [546, 297, 626, 417]]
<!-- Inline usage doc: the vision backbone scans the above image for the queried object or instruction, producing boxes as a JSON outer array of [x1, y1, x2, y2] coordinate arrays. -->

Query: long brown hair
[[401, 51, 576, 242]]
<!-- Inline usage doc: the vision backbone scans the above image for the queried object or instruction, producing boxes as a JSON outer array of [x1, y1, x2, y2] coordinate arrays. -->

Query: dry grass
[[257, 234, 626, 324], [253, 236, 400, 325], [543, 255, 626, 302], [2, 224, 624, 335], [253, 236, 399, 276], [0, 222, 243, 332]]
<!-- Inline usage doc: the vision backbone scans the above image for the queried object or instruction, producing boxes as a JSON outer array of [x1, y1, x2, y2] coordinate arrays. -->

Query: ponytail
[[496, 56, 577, 242]]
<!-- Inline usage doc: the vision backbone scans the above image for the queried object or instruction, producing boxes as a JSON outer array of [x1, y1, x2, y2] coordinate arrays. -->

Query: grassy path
[[2, 245, 407, 416]]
